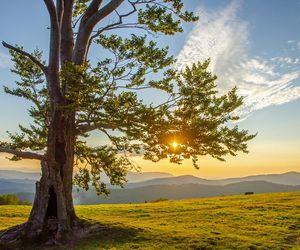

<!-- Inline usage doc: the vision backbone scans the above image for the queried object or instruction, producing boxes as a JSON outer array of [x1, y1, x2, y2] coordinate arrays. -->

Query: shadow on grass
[[74, 224, 145, 250], [0, 222, 144, 250]]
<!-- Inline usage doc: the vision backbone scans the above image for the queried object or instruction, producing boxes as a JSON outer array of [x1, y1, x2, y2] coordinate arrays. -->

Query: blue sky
[[0, 0, 299, 177]]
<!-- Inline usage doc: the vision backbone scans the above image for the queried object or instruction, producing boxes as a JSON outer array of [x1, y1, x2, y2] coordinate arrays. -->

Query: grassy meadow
[[1, 192, 300, 249]]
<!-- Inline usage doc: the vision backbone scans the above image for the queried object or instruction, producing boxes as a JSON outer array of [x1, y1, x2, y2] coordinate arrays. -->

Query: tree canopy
[[0, 0, 255, 196]]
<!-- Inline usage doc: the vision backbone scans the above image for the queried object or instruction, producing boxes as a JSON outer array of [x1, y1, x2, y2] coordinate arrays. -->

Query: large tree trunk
[[0, 112, 79, 246], [1, 1, 108, 245], [25, 110, 77, 244]]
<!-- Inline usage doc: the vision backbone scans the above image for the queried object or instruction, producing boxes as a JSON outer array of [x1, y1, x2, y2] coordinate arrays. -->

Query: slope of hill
[[3, 179, 300, 204], [1, 192, 299, 249], [75, 181, 300, 204]]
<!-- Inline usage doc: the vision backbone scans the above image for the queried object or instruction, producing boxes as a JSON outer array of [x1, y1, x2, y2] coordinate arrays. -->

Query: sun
[[172, 142, 178, 149]]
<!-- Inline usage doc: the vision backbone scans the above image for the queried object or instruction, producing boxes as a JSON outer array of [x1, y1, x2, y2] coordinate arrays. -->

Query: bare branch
[[99, 128, 123, 150], [86, 0, 124, 28], [94, 23, 150, 36], [89, 1, 139, 44], [117, 85, 151, 90], [76, 122, 117, 135], [0, 147, 45, 161], [153, 95, 182, 109], [2, 41, 48, 75]]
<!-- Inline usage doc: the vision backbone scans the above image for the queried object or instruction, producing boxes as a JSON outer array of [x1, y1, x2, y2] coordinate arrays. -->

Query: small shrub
[[150, 198, 169, 203], [0, 194, 29, 205]]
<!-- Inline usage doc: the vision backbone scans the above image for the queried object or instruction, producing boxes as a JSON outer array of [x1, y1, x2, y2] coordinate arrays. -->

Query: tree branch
[[61, 0, 75, 63], [86, 0, 124, 28], [57, 0, 64, 27], [2, 41, 48, 75], [73, 0, 124, 64], [44, 0, 65, 103], [89, 1, 138, 42], [153, 95, 182, 109], [0, 147, 45, 161], [84, 0, 104, 19], [44, 0, 60, 70], [117, 85, 151, 90], [76, 122, 119, 135]]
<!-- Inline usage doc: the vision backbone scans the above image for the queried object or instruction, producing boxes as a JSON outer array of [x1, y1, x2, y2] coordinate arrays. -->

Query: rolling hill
[[1, 170, 300, 204], [1, 192, 300, 249], [74, 181, 300, 204]]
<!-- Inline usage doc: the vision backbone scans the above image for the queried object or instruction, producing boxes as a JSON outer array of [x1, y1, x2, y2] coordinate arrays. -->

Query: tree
[[0, 194, 19, 205], [0, 0, 255, 245]]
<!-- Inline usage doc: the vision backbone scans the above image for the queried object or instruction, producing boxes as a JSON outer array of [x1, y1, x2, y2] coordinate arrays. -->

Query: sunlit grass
[[1, 192, 300, 249]]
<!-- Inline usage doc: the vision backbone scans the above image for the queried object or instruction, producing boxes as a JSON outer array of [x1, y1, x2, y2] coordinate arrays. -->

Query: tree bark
[[20, 0, 83, 242], [23, 109, 77, 244], [20, 1, 80, 242]]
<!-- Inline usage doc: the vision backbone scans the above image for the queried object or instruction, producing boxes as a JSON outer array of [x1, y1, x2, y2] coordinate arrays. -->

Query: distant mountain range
[[0, 170, 41, 180], [0, 170, 299, 204], [0, 170, 173, 183], [123, 171, 300, 188]]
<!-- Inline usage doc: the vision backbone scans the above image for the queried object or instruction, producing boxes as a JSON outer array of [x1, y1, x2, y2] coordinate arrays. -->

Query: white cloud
[[287, 40, 295, 44], [176, 1, 300, 120], [0, 52, 12, 69], [271, 57, 299, 65]]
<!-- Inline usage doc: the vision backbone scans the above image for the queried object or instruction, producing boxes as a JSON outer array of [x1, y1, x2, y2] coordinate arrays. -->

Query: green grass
[[1, 192, 300, 249]]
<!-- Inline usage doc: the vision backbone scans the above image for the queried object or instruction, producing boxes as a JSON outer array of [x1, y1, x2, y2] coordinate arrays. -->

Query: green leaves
[[158, 61, 255, 167], [72, 60, 254, 172], [3, 47, 48, 156], [74, 141, 136, 195], [73, 0, 90, 17], [96, 34, 175, 90], [137, 1, 198, 35]]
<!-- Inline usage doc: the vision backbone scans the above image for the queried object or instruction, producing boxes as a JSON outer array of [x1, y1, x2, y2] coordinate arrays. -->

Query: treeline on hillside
[[0, 194, 30, 205]]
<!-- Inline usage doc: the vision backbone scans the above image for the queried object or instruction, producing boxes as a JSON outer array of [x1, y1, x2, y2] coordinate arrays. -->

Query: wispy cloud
[[297, 41, 300, 51], [176, 1, 300, 120], [0, 52, 12, 69]]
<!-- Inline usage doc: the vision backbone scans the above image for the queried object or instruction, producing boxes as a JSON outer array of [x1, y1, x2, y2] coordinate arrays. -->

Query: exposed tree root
[[0, 223, 27, 246], [0, 219, 107, 249]]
